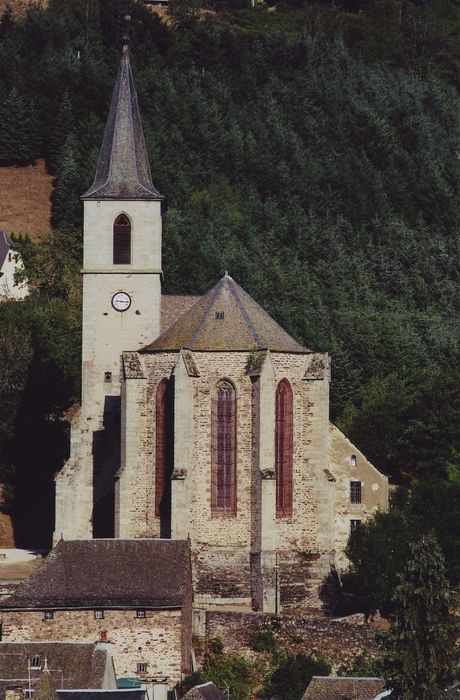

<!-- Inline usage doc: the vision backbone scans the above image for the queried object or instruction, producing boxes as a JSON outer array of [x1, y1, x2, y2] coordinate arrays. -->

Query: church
[[54, 45, 388, 613]]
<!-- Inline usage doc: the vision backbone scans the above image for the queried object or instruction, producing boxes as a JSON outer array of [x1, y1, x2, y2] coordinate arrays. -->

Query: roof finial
[[225, 269, 229, 277], [123, 14, 131, 46]]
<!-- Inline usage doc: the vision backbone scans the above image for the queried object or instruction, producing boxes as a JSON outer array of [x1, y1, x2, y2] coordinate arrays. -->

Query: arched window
[[155, 378, 174, 536], [275, 379, 293, 517], [113, 214, 131, 264], [211, 380, 237, 516]]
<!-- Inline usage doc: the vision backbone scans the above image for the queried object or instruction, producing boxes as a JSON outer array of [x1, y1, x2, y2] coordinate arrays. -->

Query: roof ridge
[[188, 278, 224, 348], [227, 277, 261, 349]]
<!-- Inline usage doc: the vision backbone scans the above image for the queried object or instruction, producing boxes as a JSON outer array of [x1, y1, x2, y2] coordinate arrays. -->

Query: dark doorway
[[92, 395, 121, 537]]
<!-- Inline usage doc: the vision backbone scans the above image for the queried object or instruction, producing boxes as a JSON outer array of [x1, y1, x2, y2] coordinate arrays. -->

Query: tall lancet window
[[212, 380, 237, 516], [113, 214, 131, 264], [275, 379, 293, 517], [155, 378, 174, 537]]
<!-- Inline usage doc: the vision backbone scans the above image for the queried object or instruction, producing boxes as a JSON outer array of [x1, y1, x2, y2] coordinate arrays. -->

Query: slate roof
[[302, 676, 385, 700], [82, 46, 162, 201], [0, 539, 190, 609], [142, 275, 306, 353], [0, 642, 107, 693], [160, 295, 202, 334], [182, 682, 227, 700], [0, 230, 12, 269]]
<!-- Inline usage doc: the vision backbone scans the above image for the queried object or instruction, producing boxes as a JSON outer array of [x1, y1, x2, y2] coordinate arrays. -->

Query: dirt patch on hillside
[[0, 160, 54, 240], [0, 0, 47, 18]]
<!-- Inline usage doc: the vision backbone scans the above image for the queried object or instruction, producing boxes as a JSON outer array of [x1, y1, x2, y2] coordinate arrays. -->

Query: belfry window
[[212, 380, 237, 516], [113, 214, 131, 264], [275, 379, 293, 517]]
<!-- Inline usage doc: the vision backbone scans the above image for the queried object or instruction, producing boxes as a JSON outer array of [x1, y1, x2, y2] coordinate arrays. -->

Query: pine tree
[[51, 133, 82, 230], [0, 89, 40, 166], [380, 533, 458, 699], [48, 90, 75, 173]]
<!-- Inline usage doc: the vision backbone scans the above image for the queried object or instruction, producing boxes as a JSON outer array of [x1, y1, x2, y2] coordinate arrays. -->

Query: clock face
[[112, 291, 131, 312]]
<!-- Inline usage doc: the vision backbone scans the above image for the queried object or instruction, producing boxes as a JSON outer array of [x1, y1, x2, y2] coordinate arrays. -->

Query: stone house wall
[[329, 425, 389, 570], [0, 609, 185, 686]]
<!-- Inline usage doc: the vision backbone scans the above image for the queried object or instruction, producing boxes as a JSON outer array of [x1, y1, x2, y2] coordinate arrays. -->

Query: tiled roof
[[0, 539, 190, 609], [0, 230, 12, 269], [141, 275, 306, 353], [82, 46, 162, 201], [58, 693, 146, 700], [0, 642, 108, 694], [161, 295, 202, 334], [302, 676, 385, 700], [182, 682, 227, 700]]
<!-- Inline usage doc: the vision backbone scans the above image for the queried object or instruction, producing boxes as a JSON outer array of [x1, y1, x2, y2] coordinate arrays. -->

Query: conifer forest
[[0, 0, 459, 615]]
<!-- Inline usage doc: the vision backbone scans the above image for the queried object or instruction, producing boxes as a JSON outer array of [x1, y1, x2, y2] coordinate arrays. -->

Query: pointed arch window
[[113, 214, 131, 264], [275, 379, 293, 517], [212, 380, 237, 516], [155, 378, 174, 535]]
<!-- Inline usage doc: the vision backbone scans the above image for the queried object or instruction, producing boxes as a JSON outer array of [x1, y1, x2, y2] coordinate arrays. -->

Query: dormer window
[[113, 214, 131, 265]]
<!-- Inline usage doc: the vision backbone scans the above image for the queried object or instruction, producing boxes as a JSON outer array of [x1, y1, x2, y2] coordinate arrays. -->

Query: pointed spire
[[82, 45, 162, 200]]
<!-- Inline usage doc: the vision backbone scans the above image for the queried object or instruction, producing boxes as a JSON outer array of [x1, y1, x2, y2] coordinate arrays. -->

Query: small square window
[[94, 610, 104, 620], [350, 481, 362, 504], [43, 611, 54, 621], [351, 519, 361, 532], [137, 663, 148, 674], [136, 610, 146, 619], [215, 311, 224, 319], [30, 655, 41, 669]]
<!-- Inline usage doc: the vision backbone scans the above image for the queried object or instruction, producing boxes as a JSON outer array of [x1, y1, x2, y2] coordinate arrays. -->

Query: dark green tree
[[266, 654, 331, 700], [380, 533, 458, 699], [52, 133, 82, 230], [0, 89, 40, 165], [48, 90, 75, 172]]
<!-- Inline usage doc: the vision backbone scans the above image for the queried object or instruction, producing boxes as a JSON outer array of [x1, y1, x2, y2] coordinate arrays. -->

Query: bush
[[249, 629, 277, 653], [337, 653, 378, 677], [266, 653, 331, 700], [183, 652, 255, 700]]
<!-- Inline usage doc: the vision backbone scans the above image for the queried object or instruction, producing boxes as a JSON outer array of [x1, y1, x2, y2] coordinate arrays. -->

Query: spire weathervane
[[123, 13, 131, 45]]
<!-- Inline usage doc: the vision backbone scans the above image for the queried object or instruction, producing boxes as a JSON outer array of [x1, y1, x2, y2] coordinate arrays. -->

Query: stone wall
[[1, 609, 185, 686], [201, 610, 381, 669], [130, 349, 334, 612], [329, 425, 389, 570]]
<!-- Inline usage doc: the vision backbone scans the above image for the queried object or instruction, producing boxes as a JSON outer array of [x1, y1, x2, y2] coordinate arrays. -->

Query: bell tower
[[54, 44, 162, 541], [81, 44, 163, 403]]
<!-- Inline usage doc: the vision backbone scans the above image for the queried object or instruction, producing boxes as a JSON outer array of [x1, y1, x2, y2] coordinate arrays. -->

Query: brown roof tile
[[142, 276, 306, 353], [0, 539, 190, 609], [302, 677, 385, 700], [0, 642, 108, 693], [182, 683, 227, 700]]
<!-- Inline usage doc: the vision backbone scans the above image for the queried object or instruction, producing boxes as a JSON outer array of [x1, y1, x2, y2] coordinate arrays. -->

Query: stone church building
[[54, 45, 388, 612]]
